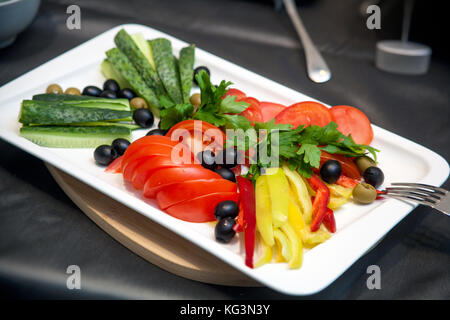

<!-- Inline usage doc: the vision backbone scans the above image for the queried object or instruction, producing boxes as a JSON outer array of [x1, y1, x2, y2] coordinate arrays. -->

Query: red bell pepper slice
[[322, 208, 336, 233], [236, 176, 256, 268], [307, 174, 330, 232], [233, 202, 244, 233], [336, 175, 359, 188]]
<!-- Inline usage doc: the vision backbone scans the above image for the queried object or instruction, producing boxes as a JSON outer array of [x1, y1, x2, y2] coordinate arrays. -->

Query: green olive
[[46, 84, 63, 94], [355, 156, 376, 175], [352, 182, 377, 204], [190, 93, 201, 108], [64, 87, 81, 95], [130, 97, 148, 110]]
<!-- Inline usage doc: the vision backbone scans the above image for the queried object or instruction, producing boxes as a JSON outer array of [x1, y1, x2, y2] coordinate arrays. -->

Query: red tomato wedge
[[121, 136, 178, 172], [105, 156, 123, 173], [239, 97, 263, 123], [259, 101, 286, 122], [330, 105, 374, 145], [131, 156, 200, 190], [320, 151, 361, 180], [156, 179, 238, 209], [164, 192, 240, 223], [275, 101, 332, 128], [223, 88, 246, 101], [166, 120, 225, 156], [143, 167, 222, 198], [121, 144, 176, 178]]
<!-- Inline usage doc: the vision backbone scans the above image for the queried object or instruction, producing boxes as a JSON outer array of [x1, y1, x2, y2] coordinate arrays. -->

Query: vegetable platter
[[0, 24, 448, 295]]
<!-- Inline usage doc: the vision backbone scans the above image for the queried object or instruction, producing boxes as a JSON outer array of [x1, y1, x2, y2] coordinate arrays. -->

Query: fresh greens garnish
[[158, 70, 251, 130]]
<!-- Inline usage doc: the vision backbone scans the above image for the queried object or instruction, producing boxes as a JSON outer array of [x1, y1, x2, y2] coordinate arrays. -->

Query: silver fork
[[381, 183, 450, 216]]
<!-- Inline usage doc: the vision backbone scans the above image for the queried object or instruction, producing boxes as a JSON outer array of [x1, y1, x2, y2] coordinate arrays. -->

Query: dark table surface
[[0, 0, 449, 299]]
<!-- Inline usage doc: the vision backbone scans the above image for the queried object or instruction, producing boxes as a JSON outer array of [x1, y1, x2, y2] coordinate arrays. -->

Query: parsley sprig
[[227, 119, 378, 181], [158, 70, 251, 130]]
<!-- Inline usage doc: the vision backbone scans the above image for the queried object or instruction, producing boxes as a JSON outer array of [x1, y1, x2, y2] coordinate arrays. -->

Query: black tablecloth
[[0, 0, 449, 299]]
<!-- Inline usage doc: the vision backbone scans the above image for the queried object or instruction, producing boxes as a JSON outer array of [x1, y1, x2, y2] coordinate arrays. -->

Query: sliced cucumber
[[28, 121, 140, 130], [20, 125, 132, 148], [33, 93, 131, 111], [106, 48, 160, 116], [150, 38, 183, 104], [178, 44, 195, 104], [101, 59, 131, 89], [115, 29, 166, 97], [19, 100, 132, 125], [131, 33, 156, 70]]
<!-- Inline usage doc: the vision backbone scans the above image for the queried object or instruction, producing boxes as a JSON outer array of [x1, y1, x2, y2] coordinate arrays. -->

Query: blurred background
[[0, 0, 448, 299]]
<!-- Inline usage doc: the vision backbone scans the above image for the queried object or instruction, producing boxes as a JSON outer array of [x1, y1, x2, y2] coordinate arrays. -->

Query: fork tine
[[384, 194, 435, 206], [386, 187, 443, 200], [391, 183, 448, 195], [385, 190, 438, 204]]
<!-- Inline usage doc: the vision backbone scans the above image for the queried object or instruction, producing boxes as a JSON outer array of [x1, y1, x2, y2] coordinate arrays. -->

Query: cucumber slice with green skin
[[33, 93, 131, 111], [101, 59, 131, 89], [19, 100, 132, 125], [178, 44, 195, 104], [115, 29, 166, 97], [20, 125, 132, 148], [28, 121, 140, 130], [150, 38, 183, 104], [106, 48, 160, 116], [132, 33, 156, 70]]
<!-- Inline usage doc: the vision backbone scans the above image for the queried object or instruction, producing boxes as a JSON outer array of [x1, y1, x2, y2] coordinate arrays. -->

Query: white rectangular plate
[[0, 24, 448, 296]]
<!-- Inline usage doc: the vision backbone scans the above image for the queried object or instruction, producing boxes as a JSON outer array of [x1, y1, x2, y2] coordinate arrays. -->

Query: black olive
[[82, 85, 102, 97], [118, 88, 136, 100], [320, 160, 342, 184], [363, 166, 384, 188], [111, 138, 130, 156], [215, 217, 236, 243], [103, 79, 120, 92], [214, 167, 236, 182], [94, 145, 117, 166], [133, 108, 154, 128], [214, 200, 239, 220], [99, 90, 117, 99], [146, 129, 167, 136], [216, 148, 238, 169], [197, 150, 217, 170], [193, 66, 210, 85]]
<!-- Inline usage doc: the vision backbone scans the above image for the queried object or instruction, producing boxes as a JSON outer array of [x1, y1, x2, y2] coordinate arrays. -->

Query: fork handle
[[283, 0, 331, 83]]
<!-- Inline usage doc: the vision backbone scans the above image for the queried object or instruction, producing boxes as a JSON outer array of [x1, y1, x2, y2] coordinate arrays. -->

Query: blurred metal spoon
[[282, 0, 331, 83]]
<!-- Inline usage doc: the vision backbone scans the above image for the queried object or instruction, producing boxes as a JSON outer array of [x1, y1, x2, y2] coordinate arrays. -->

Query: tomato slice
[[156, 179, 238, 209], [330, 105, 374, 145], [105, 156, 123, 173], [121, 143, 176, 176], [121, 136, 178, 171], [223, 88, 246, 101], [143, 166, 222, 198], [166, 120, 225, 156], [275, 101, 332, 128], [164, 192, 240, 222], [239, 97, 263, 123], [320, 151, 361, 180], [259, 101, 286, 122], [131, 156, 200, 190]]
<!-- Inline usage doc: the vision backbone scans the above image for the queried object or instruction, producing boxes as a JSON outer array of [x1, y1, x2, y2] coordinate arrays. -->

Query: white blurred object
[[375, 0, 431, 75]]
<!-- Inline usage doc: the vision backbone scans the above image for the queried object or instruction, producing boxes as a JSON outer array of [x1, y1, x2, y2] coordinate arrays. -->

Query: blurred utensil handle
[[283, 0, 331, 83]]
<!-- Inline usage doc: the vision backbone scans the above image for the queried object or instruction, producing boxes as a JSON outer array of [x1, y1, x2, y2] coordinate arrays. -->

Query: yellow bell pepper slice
[[282, 165, 313, 224], [255, 175, 274, 246], [254, 233, 273, 268], [265, 168, 289, 227], [273, 228, 291, 262], [327, 183, 353, 210], [280, 223, 303, 269], [287, 192, 330, 247]]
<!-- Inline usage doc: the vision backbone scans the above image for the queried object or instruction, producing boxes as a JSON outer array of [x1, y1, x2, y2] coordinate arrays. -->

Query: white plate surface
[[0, 24, 448, 295]]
